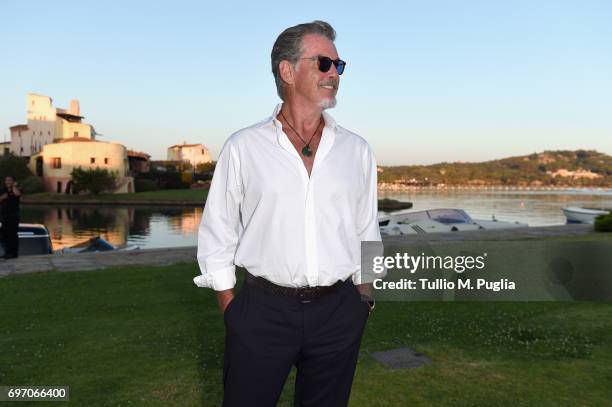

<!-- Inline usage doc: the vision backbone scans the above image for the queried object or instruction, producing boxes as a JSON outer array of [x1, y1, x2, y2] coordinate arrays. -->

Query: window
[[90, 157, 95, 164], [56, 182, 62, 193], [52, 157, 61, 169], [74, 131, 79, 137], [104, 157, 109, 164]]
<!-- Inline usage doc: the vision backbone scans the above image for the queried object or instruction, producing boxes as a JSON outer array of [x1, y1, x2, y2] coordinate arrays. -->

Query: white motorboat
[[562, 207, 610, 224], [378, 208, 527, 236], [0, 223, 54, 257]]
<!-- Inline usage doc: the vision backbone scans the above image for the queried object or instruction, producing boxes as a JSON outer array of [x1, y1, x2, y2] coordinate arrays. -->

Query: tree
[[70, 167, 118, 195], [0, 152, 33, 181], [196, 161, 216, 174]]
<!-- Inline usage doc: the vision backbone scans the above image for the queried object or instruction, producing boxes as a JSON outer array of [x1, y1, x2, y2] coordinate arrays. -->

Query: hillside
[[378, 150, 612, 187]]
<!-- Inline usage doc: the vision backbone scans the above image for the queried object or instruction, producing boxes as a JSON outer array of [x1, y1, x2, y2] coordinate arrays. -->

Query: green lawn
[[1, 263, 611, 406]]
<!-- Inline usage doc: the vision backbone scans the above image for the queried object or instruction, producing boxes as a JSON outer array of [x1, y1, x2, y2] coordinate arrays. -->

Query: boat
[[0, 223, 54, 257], [58, 236, 140, 254], [378, 208, 527, 236], [562, 207, 610, 224]]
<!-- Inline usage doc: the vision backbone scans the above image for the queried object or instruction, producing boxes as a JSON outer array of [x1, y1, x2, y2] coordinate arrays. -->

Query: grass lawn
[[1, 263, 611, 406], [23, 190, 410, 211], [23, 189, 208, 204]]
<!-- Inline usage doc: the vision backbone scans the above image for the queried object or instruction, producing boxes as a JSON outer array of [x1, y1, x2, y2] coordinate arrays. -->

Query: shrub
[[18, 176, 45, 193], [181, 171, 193, 186], [71, 167, 118, 195], [154, 171, 188, 189], [135, 178, 158, 192], [594, 213, 612, 232]]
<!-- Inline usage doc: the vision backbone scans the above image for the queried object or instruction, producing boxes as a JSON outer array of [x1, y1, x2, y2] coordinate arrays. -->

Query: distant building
[[10, 93, 96, 158], [29, 138, 133, 194], [10, 93, 134, 194], [127, 150, 151, 174], [167, 142, 212, 167], [546, 168, 602, 180]]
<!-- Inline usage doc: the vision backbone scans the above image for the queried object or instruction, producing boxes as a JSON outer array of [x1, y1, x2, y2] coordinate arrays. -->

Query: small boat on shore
[[562, 207, 610, 224], [378, 208, 527, 236], [58, 236, 140, 254]]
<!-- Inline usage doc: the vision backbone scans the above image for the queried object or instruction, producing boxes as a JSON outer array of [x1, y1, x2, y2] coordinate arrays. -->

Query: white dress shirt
[[194, 103, 382, 291]]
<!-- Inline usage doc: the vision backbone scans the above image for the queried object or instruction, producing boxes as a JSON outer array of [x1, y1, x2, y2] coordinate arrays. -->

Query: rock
[[372, 347, 432, 369]]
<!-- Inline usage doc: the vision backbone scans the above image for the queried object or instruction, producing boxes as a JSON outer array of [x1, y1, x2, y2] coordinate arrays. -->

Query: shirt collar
[[270, 103, 337, 167], [270, 103, 338, 132]]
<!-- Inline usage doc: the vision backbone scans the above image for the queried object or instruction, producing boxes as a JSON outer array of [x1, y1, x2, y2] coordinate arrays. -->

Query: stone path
[[0, 224, 596, 278], [0, 246, 196, 278]]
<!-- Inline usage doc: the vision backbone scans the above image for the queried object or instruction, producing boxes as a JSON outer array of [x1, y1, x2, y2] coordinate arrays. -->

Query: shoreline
[[0, 224, 598, 278], [22, 197, 414, 211], [378, 184, 612, 192], [20, 186, 612, 207]]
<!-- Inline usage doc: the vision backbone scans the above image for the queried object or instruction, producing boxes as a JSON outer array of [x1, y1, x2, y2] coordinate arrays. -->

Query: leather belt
[[245, 271, 346, 302]]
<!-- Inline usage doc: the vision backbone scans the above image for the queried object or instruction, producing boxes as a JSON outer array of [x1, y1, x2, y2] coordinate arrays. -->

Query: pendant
[[302, 145, 312, 157]]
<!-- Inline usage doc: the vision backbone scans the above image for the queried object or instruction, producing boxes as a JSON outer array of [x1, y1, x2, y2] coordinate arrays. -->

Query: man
[[194, 20, 382, 406], [0, 175, 22, 259]]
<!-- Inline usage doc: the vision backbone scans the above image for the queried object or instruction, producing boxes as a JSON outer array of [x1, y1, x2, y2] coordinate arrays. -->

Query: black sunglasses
[[301, 55, 346, 75]]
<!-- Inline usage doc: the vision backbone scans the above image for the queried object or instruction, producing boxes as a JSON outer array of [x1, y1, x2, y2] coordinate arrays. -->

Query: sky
[[1, 0, 611, 165]]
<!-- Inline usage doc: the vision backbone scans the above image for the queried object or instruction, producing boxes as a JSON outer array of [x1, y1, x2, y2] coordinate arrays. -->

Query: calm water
[[380, 189, 612, 226], [20, 189, 612, 250]]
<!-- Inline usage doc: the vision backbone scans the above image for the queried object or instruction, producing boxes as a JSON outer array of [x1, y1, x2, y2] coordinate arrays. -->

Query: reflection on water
[[20, 206, 203, 250], [19, 190, 612, 250]]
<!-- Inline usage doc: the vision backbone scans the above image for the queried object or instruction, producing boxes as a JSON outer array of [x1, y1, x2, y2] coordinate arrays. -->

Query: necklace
[[280, 110, 322, 157]]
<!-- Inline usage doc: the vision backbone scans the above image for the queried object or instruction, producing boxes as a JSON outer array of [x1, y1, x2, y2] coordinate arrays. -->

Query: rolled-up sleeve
[[193, 138, 242, 291], [353, 144, 385, 284]]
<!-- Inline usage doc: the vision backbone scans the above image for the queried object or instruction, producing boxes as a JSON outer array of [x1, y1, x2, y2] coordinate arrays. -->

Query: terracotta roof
[[127, 150, 151, 159], [10, 124, 29, 131]]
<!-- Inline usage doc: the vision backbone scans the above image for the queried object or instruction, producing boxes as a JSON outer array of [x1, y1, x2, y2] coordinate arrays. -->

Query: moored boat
[[0, 223, 54, 257], [58, 236, 140, 254], [378, 208, 527, 236], [562, 207, 610, 224]]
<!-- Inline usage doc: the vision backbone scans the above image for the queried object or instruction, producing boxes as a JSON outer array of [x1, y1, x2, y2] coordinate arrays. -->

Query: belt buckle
[[297, 286, 316, 303]]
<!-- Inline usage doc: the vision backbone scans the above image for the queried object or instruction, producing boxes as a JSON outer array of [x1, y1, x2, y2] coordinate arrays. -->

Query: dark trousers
[[1, 217, 19, 257], [222, 276, 370, 407]]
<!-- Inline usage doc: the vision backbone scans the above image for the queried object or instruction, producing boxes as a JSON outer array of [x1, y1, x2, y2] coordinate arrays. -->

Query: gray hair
[[271, 20, 336, 100]]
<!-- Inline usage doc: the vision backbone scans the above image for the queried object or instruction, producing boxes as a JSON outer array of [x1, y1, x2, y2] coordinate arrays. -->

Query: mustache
[[319, 80, 339, 89]]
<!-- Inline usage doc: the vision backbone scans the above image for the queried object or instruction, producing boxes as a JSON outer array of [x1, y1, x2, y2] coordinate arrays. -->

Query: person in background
[[0, 175, 22, 259]]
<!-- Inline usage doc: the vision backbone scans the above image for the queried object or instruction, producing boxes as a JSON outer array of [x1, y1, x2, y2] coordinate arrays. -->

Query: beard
[[318, 96, 337, 110]]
